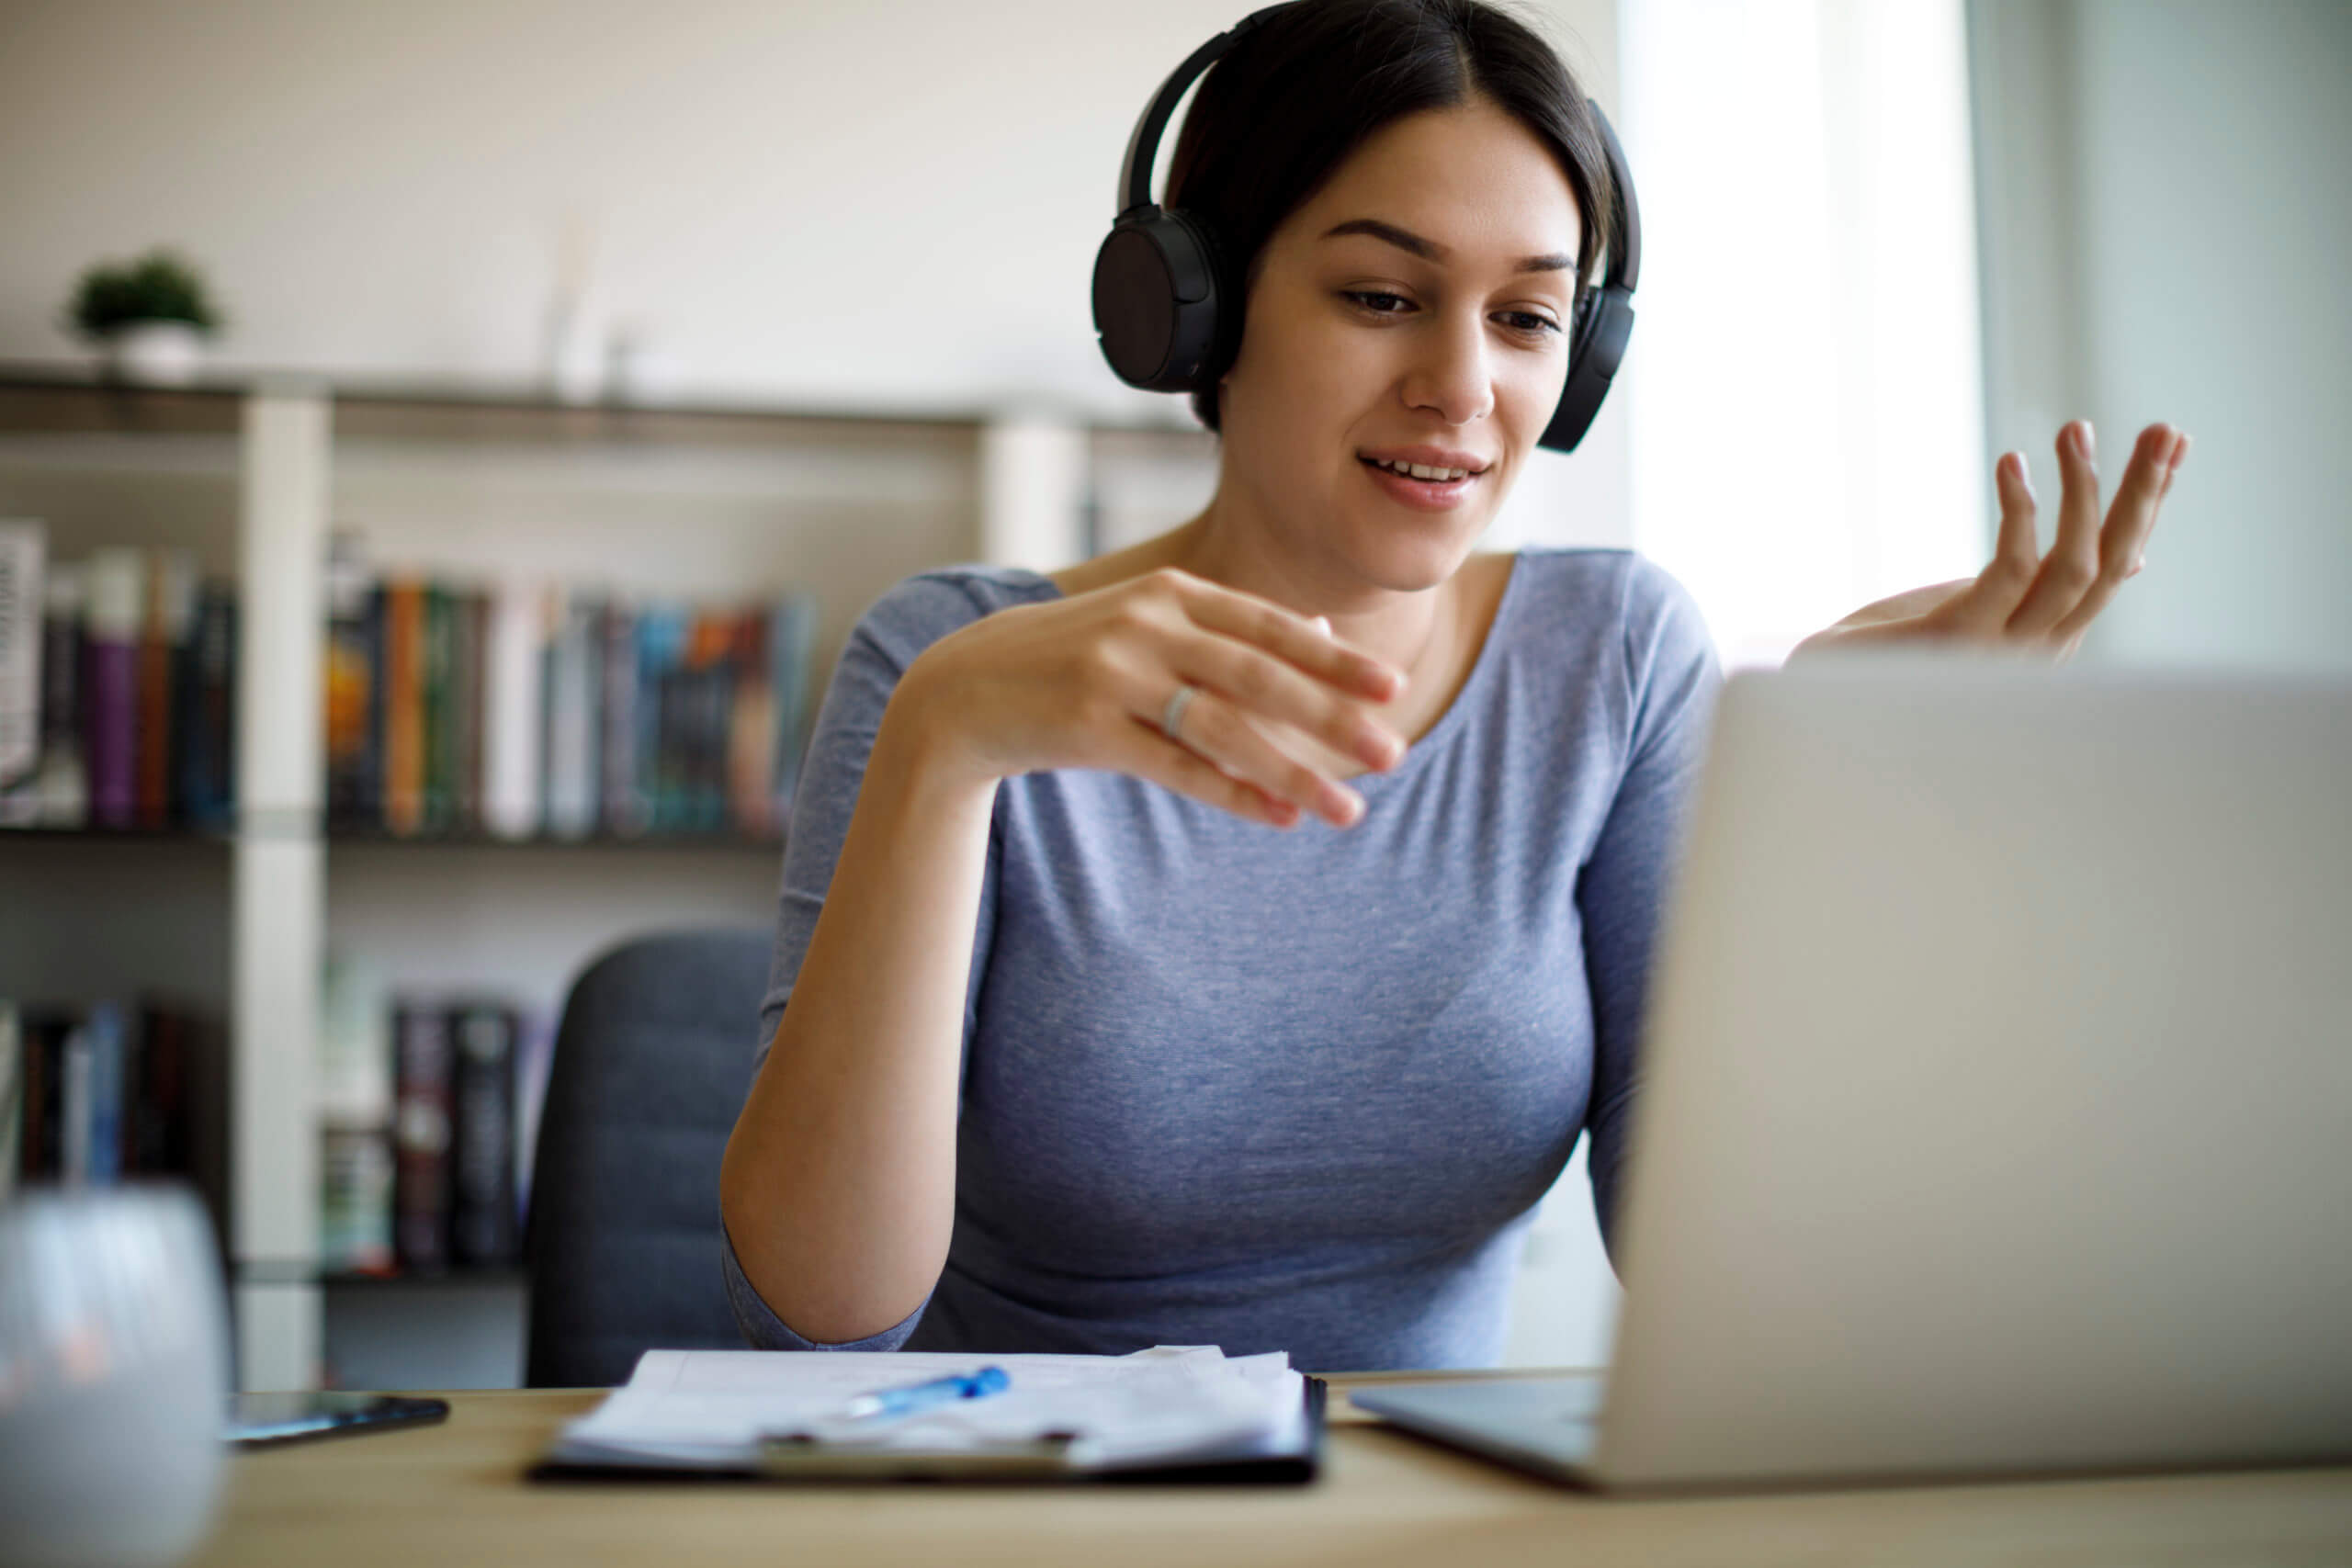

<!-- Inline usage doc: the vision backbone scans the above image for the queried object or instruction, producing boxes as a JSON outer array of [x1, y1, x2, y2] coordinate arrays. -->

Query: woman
[[718, 0, 2188, 1370]]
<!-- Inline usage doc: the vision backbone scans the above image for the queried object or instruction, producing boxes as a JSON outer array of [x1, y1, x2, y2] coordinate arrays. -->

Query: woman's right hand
[[892, 566, 1409, 829]]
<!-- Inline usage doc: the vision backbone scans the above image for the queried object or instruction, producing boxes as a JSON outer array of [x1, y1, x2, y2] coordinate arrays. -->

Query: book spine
[[323, 541, 375, 828], [59, 1021, 92, 1184], [483, 580, 545, 839], [84, 548, 145, 829], [634, 604, 682, 834], [19, 1013, 49, 1181], [602, 598, 639, 835], [358, 585, 384, 828], [391, 1000, 453, 1272], [130, 1002, 189, 1177], [451, 587, 485, 833], [422, 584, 454, 833], [135, 551, 194, 829], [84, 1002, 123, 1185], [0, 520, 45, 790], [543, 592, 602, 839], [684, 611, 728, 832], [37, 565, 87, 828], [180, 584, 237, 830], [382, 581, 424, 835], [449, 1003, 516, 1266]]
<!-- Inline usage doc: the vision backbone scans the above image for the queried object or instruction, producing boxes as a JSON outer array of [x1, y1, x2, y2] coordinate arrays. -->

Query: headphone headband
[[1115, 4, 1295, 216]]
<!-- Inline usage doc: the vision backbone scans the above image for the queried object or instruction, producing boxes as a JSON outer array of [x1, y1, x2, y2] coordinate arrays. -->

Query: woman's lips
[[1359, 456, 1480, 512]]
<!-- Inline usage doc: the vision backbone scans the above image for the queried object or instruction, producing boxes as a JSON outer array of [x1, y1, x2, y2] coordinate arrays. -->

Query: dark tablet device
[[226, 1392, 450, 1449]]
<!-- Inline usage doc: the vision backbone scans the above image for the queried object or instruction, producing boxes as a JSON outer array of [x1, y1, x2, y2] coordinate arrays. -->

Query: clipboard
[[527, 1375, 1326, 1486]]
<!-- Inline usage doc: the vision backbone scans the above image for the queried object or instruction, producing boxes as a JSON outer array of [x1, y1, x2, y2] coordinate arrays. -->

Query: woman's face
[[1214, 95, 1583, 592]]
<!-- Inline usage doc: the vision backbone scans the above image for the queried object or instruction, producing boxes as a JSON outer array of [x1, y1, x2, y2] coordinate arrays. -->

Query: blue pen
[[838, 1365, 1011, 1422]]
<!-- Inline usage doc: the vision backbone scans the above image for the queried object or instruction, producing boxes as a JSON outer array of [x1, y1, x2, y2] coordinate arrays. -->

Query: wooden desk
[[192, 1375, 2352, 1567]]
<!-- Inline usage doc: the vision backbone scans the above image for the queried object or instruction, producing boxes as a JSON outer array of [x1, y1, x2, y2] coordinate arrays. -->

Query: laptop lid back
[[1595, 658, 2352, 1488]]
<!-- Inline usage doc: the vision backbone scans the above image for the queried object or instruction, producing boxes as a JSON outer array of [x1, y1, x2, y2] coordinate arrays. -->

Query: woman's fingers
[[1171, 627, 1406, 772], [1163, 569, 1405, 703], [2004, 422, 2109, 637], [1937, 449, 2044, 633], [1102, 715, 1302, 829], [2048, 426, 2185, 645], [1151, 682, 1366, 826]]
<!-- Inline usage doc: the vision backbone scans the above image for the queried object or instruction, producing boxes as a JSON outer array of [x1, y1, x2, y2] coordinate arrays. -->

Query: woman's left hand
[[1790, 420, 2189, 663]]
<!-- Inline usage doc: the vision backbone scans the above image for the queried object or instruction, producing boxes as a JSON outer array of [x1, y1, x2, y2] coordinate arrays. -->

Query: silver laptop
[[1351, 654, 2352, 1492]]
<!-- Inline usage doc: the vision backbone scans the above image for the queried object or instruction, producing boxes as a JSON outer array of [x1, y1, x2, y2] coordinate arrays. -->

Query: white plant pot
[[106, 320, 207, 387]]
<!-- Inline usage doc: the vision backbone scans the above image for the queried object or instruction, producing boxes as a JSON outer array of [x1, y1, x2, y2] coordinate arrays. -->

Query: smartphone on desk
[[227, 1392, 450, 1449]]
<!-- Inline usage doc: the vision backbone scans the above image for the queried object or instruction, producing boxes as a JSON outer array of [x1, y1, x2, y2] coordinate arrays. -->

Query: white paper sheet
[[555, 1345, 1305, 1472]]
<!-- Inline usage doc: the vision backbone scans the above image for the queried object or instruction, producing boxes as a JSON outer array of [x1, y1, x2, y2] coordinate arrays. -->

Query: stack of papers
[[550, 1346, 1308, 1475]]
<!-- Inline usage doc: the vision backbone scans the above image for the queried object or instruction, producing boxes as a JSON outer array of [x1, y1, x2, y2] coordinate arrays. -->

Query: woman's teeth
[[1366, 457, 1474, 482]]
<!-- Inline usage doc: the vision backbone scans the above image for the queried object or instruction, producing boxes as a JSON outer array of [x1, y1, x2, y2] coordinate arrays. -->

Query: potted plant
[[65, 249, 226, 386]]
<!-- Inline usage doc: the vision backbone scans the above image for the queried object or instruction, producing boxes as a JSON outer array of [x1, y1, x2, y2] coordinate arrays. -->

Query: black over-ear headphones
[[1090, 2, 1643, 454]]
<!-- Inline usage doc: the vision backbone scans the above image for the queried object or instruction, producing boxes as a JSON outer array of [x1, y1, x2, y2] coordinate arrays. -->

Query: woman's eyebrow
[[1319, 218, 1573, 274]]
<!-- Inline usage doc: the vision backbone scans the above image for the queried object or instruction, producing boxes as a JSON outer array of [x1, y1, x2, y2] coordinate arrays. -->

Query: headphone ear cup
[[1092, 208, 1227, 391], [1539, 285, 1634, 454]]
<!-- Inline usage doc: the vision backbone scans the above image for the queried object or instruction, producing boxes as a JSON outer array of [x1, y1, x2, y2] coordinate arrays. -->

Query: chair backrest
[[524, 927, 770, 1387]]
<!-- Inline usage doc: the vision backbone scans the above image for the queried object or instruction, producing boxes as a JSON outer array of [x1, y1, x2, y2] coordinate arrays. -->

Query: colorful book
[[36, 564, 88, 828], [451, 587, 486, 833], [448, 1002, 517, 1267], [600, 598, 640, 836], [84, 1002, 124, 1185], [421, 585, 456, 833], [482, 580, 545, 840], [0, 520, 44, 794], [83, 548, 144, 829], [380, 580, 425, 835], [633, 603, 684, 832], [541, 591, 602, 839], [179, 583, 236, 830], [135, 550, 196, 830], [323, 538, 376, 828], [391, 1000, 453, 1271]]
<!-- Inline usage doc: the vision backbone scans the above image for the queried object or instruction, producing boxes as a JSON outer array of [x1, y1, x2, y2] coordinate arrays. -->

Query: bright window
[[1620, 0, 1989, 668]]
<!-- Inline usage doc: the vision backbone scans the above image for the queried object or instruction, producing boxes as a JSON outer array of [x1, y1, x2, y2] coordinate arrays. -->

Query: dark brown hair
[[1164, 0, 1619, 433]]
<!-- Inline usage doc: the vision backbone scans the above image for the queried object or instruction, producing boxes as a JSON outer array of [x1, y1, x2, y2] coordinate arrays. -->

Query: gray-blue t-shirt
[[721, 546, 1722, 1371]]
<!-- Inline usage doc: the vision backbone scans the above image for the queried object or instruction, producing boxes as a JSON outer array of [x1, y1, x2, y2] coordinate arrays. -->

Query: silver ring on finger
[[1159, 682, 1200, 744]]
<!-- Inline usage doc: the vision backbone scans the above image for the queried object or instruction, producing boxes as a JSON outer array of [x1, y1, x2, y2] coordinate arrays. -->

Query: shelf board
[[0, 359, 1213, 449], [319, 1268, 528, 1291], [0, 822, 234, 846], [326, 828, 782, 852]]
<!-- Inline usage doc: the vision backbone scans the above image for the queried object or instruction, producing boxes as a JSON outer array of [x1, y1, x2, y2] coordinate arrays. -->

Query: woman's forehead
[[1289, 99, 1582, 268]]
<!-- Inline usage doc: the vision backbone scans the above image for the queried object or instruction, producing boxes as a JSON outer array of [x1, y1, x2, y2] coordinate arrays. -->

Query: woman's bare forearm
[[718, 671, 1000, 1343]]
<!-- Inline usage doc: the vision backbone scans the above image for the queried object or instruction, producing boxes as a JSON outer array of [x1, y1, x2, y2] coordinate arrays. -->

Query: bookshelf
[[0, 364, 1217, 1390]]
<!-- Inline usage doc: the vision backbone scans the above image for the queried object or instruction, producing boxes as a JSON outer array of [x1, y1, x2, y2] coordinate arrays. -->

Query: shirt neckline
[[1011, 550, 1526, 789]]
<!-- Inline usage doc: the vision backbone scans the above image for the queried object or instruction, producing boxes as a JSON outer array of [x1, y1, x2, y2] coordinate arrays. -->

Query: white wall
[[0, 1, 1611, 418], [1969, 0, 2352, 674]]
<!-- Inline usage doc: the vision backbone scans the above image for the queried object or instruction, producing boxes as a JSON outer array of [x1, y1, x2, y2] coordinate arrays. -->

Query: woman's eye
[[1343, 290, 1413, 316], [1498, 310, 1561, 337]]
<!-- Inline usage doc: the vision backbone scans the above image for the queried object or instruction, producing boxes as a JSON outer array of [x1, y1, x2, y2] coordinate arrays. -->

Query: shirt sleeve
[[725, 570, 1008, 1352], [1577, 555, 1724, 1265]]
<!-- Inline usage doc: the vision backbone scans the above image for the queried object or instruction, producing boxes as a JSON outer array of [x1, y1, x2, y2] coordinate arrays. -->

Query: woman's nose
[[1400, 311, 1495, 427]]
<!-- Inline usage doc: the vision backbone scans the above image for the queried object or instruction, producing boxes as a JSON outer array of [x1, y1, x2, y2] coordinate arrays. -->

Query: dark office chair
[[523, 927, 771, 1387]]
